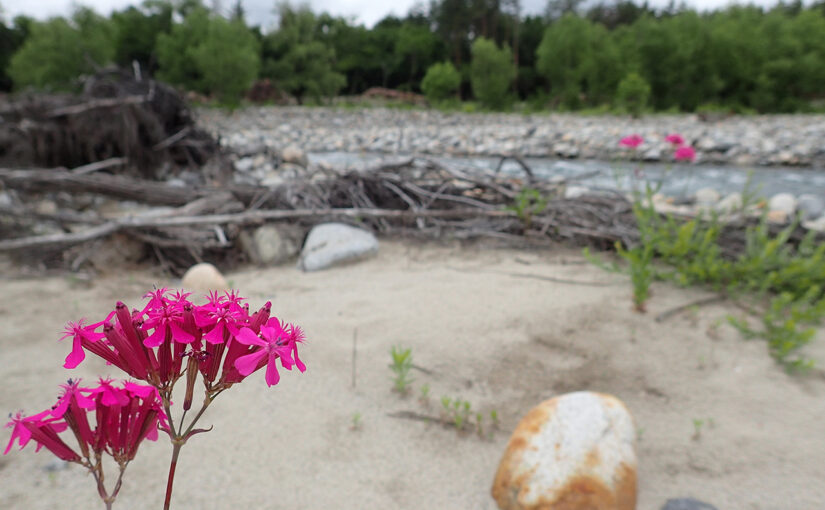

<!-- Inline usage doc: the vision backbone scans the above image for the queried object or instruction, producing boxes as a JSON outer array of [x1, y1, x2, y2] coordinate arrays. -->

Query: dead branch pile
[[0, 156, 814, 275], [0, 69, 218, 179]]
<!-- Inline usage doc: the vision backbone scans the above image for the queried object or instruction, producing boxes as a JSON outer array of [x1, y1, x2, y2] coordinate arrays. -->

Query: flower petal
[[235, 327, 266, 347], [63, 335, 85, 369], [203, 322, 225, 345], [143, 324, 167, 348], [170, 322, 195, 344], [234, 350, 266, 376], [265, 353, 281, 387]]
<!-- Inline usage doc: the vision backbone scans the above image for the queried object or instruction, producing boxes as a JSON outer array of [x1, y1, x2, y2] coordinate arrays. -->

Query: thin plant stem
[[162, 393, 216, 510], [163, 442, 182, 510]]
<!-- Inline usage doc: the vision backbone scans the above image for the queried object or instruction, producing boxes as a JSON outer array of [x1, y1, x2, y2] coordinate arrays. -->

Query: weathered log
[[0, 168, 200, 206]]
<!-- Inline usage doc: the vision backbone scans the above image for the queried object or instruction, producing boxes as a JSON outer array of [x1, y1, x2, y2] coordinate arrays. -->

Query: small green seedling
[[692, 418, 705, 440], [389, 345, 414, 394], [351, 412, 362, 431], [507, 188, 548, 230], [419, 383, 431, 407]]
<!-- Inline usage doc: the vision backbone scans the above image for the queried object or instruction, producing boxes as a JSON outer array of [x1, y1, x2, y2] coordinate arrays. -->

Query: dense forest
[[1, 0, 825, 112]]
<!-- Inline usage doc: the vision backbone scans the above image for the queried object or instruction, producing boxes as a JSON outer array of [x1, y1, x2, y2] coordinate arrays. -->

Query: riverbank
[[1, 241, 824, 509], [198, 107, 825, 168]]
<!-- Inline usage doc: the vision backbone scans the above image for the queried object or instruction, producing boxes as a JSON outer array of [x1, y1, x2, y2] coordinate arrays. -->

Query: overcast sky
[[3, 0, 786, 29]]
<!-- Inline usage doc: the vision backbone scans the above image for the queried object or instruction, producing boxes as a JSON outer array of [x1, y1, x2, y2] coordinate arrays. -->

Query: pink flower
[[233, 318, 297, 387], [194, 292, 245, 345], [60, 319, 107, 369], [665, 133, 685, 145], [143, 304, 194, 347], [619, 134, 644, 148], [4, 410, 79, 462], [4, 410, 51, 455], [674, 145, 696, 162]]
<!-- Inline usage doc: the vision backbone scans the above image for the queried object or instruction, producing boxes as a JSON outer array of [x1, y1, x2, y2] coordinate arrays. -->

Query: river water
[[309, 151, 825, 198]]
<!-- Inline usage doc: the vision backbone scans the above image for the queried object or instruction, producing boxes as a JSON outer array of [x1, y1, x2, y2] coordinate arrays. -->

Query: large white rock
[[694, 187, 720, 206], [492, 392, 637, 510], [181, 263, 229, 296], [715, 192, 743, 213], [768, 193, 797, 214], [298, 223, 378, 272]]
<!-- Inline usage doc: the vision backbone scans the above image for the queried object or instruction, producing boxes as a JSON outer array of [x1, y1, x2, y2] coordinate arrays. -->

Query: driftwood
[[0, 70, 219, 179], [0, 156, 637, 273], [3, 155, 814, 275], [0, 168, 200, 206]]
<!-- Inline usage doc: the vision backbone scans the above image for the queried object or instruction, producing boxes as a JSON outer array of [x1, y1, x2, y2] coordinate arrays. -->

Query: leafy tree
[[615, 71, 650, 116], [261, 3, 345, 103], [191, 17, 259, 103], [0, 16, 28, 91], [111, 2, 173, 73], [8, 10, 115, 90], [155, 7, 210, 91], [421, 61, 461, 101], [470, 37, 515, 109], [156, 7, 259, 102], [535, 14, 620, 108], [395, 23, 439, 89]]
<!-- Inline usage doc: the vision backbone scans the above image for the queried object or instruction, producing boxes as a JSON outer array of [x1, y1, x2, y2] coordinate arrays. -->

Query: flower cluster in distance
[[620, 133, 696, 162]]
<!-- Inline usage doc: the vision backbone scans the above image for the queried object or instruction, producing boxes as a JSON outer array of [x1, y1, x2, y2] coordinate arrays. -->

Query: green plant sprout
[[507, 188, 548, 230], [587, 180, 825, 370], [351, 412, 362, 431], [389, 345, 414, 394], [419, 383, 431, 407], [692, 418, 705, 440]]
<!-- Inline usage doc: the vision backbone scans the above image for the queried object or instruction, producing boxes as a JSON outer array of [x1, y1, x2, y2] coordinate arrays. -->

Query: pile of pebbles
[[199, 107, 825, 168]]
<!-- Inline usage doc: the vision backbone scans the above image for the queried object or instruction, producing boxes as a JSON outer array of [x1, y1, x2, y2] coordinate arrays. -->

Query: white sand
[[1, 241, 824, 509]]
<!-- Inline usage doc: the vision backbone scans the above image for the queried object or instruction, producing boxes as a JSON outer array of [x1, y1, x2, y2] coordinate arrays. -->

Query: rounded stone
[[181, 263, 229, 296], [797, 194, 824, 221], [281, 145, 308, 168], [694, 188, 720, 205], [715, 192, 743, 213], [491, 391, 637, 510], [768, 193, 797, 214]]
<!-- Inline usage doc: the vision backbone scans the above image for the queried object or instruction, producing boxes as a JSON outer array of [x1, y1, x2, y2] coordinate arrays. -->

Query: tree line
[[2, 0, 825, 113]]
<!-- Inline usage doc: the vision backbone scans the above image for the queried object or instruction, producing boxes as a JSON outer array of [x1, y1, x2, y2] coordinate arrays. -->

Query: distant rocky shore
[[199, 106, 825, 168]]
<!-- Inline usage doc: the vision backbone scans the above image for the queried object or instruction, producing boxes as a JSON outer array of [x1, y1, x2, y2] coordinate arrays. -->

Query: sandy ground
[[1, 240, 824, 510]]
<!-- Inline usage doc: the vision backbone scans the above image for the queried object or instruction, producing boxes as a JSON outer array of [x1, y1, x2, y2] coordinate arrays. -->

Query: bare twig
[[70, 157, 129, 175]]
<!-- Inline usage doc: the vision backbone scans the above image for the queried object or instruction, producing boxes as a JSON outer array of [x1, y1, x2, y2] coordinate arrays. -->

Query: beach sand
[[1, 240, 824, 509]]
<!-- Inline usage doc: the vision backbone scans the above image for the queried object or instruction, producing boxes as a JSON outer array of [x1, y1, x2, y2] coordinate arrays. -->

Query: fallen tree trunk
[[0, 168, 200, 206]]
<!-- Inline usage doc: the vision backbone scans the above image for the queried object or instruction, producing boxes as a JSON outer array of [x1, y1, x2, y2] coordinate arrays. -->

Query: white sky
[[2, 0, 786, 29]]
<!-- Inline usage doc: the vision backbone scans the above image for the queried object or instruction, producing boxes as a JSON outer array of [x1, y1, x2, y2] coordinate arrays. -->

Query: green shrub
[[190, 18, 259, 104], [470, 37, 515, 110], [9, 10, 115, 91], [615, 72, 651, 117], [421, 61, 460, 102], [157, 9, 259, 104]]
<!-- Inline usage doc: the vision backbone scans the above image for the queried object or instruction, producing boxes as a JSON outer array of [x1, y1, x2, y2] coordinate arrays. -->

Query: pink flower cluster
[[619, 133, 696, 162], [4, 379, 166, 464], [61, 288, 306, 389]]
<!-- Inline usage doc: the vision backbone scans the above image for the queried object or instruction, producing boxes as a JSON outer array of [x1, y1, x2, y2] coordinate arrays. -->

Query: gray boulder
[[298, 223, 378, 272], [797, 194, 824, 221], [240, 225, 301, 265]]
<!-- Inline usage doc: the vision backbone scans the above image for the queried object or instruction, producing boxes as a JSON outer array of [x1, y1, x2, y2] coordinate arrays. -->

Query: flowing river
[[310, 151, 825, 198]]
